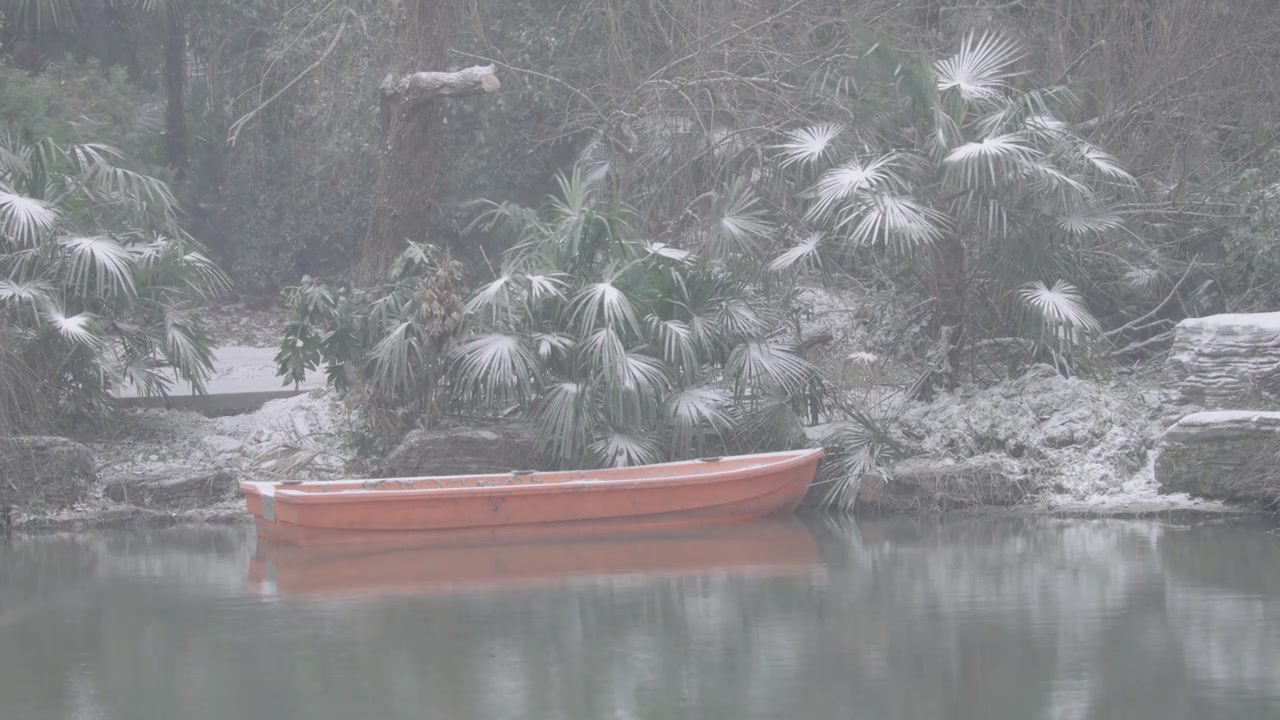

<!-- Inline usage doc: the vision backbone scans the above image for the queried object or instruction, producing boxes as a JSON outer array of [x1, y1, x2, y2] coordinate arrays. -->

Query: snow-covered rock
[[1154, 410, 1280, 508], [1160, 312, 1280, 425]]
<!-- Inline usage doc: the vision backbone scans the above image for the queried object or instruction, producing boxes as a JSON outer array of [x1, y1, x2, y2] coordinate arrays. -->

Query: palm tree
[[0, 135, 227, 422], [448, 169, 824, 468], [772, 32, 1134, 390]]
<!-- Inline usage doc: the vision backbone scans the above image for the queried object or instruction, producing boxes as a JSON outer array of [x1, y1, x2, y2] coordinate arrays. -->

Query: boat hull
[[241, 449, 822, 545]]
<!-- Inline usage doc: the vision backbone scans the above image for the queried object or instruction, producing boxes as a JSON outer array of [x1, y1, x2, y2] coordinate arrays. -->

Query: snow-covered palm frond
[[531, 332, 575, 361], [464, 274, 516, 321], [1026, 160, 1092, 206], [60, 235, 137, 297], [643, 242, 691, 263], [82, 161, 178, 216], [834, 193, 948, 253], [609, 352, 670, 425], [741, 397, 807, 451], [935, 31, 1023, 101], [580, 327, 628, 378], [1122, 266, 1166, 291], [524, 273, 569, 304], [367, 321, 422, 396], [0, 189, 57, 246], [162, 315, 215, 393], [449, 333, 540, 406], [715, 297, 769, 340], [649, 317, 697, 377], [0, 279, 52, 310], [534, 380, 595, 462], [775, 124, 842, 169], [943, 133, 1037, 187], [592, 430, 665, 468], [704, 178, 774, 259], [1018, 280, 1100, 333], [1056, 208, 1123, 236], [669, 386, 734, 457], [67, 142, 123, 170], [727, 339, 816, 396], [769, 233, 825, 273], [44, 308, 101, 348], [569, 279, 642, 335], [805, 153, 906, 221], [1080, 143, 1136, 184]]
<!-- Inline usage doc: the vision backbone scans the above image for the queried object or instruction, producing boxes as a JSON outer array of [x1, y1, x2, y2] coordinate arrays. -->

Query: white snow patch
[[1181, 312, 1280, 331]]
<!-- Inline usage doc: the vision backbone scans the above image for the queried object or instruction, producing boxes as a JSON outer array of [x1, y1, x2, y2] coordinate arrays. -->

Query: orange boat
[[246, 518, 824, 598], [240, 449, 823, 546]]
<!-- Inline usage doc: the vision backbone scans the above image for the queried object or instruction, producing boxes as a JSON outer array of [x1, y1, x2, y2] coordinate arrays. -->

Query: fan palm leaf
[[0, 189, 57, 246], [449, 333, 540, 406], [727, 339, 816, 396], [943, 133, 1038, 188], [669, 386, 734, 458], [934, 31, 1023, 101], [1017, 280, 1101, 333], [703, 178, 774, 259], [60, 235, 138, 298], [591, 430, 665, 468], [775, 124, 842, 169], [834, 193, 948, 253], [769, 233, 826, 273], [805, 152, 906, 222]]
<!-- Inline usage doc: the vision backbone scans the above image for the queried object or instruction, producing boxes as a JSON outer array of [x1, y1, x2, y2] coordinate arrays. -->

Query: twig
[[228, 10, 354, 146], [1102, 330, 1175, 359], [1102, 262, 1196, 340], [449, 49, 603, 117]]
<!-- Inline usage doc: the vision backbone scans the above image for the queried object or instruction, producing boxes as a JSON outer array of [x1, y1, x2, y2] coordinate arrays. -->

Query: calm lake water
[[3, 516, 1280, 720]]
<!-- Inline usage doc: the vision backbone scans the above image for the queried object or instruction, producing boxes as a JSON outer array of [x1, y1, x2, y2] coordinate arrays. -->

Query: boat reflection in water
[[247, 517, 825, 599]]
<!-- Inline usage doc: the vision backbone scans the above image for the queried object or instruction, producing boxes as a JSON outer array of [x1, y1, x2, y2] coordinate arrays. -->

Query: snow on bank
[[88, 389, 355, 488]]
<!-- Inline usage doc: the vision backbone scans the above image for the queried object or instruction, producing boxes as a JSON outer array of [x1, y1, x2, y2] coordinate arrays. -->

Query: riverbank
[[5, 383, 1250, 534], [2, 298, 1262, 533]]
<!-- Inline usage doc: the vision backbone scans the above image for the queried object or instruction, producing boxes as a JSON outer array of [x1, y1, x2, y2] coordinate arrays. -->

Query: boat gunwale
[[241, 448, 823, 505]]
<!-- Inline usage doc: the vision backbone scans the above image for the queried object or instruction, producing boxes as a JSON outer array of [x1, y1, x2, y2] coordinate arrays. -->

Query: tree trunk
[[164, 10, 189, 182], [356, 0, 450, 286], [934, 237, 967, 391]]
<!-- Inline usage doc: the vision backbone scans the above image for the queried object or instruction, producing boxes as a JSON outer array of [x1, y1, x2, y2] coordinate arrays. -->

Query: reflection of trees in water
[[2, 520, 1279, 719]]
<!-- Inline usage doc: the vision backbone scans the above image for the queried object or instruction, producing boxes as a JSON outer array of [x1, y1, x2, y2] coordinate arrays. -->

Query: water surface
[[2, 516, 1279, 720]]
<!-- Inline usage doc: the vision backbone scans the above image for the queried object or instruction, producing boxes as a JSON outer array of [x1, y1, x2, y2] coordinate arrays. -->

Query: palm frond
[[775, 124, 842, 169], [367, 321, 422, 397], [591, 430, 665, 468], [1080, 143, 1137, 184], [0, 279, 52, 311], [531, 332, 575, 361], [805, 152, 906, 221], [569, 278, 643, 336], [769, 233, 825, 273], [60, 235, 138, 298], [1017, 280, 1101, 333], [669, 386, 734, 458], [703, 178, 774, 259], [0, 189, 57, 246], [44, 308, 101, 348], [942, 133, 1037, 187], [464, 274, 516, 322], [935, 31, 1023, 101], [834, 193, 948, 253], [534, 380, 596, 463], [449, 333, 541, 406], [727, 339, 816, 396], [1056, 208, 1123, 236], [649, 317, 697, 378], [161, 314, 215, 393]]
